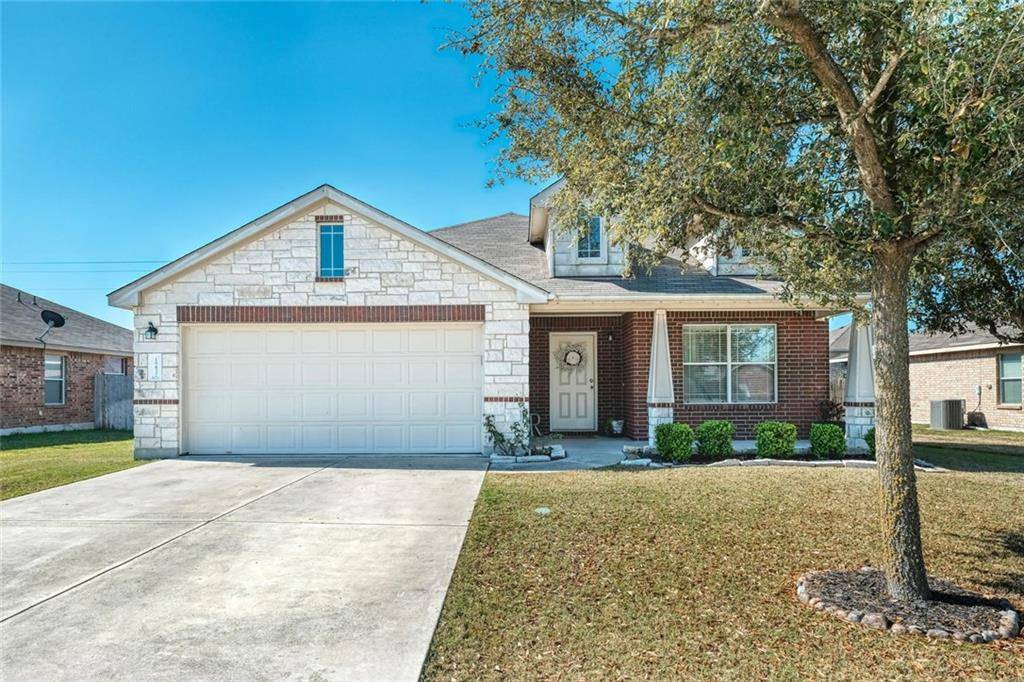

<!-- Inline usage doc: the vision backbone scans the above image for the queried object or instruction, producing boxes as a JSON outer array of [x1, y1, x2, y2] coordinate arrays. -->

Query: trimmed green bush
[[654, 423, 695, 463], [755, 421, 798, 458], [809, 423, 845, 458], [695, 420, 734, 459], [865, 427, 876, 459]]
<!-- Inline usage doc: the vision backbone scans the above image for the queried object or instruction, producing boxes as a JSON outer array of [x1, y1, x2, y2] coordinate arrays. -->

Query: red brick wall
[[622, 312, 653, 439], [909, 346, 1023, 430], [0, 345, 130, 429], [666, 311, 830, 438], [529, 316, 624, 434]]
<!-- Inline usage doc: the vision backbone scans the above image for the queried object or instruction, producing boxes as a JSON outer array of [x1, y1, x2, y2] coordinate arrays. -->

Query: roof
[[109, 185, 548, 308], [830, 323, 1022, 362], [1, 284, 132, 355], [432, 212, 786, 300]]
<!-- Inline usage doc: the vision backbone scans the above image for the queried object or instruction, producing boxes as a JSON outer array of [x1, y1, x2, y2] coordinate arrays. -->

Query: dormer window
[[577, 217, 603, 259], [318, 223, 345, 279]]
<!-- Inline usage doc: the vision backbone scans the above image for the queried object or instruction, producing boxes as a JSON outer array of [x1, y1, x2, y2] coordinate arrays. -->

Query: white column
[[647, 309, 675, 446], [844, 319, 876, 450]]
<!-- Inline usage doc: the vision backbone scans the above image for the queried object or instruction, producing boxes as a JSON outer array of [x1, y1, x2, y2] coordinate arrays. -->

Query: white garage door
[[183, 324, 483, 455]]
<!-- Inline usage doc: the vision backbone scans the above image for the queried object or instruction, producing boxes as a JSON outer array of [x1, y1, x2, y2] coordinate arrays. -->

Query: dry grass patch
[[425, 465, 1022, 680]]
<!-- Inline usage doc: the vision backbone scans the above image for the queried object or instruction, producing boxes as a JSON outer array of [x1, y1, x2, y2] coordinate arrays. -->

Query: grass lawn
[[425, 447, 1023, 680], [913, 423, 1024, 456], [0, 429, 143, 501]]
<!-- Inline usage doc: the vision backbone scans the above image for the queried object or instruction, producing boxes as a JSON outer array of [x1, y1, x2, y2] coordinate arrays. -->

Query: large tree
[[457, 0, 1024, 601]]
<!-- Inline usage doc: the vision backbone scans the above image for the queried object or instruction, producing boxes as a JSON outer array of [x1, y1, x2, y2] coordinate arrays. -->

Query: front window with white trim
[[682, 324, 777, 403], [44, 354, 65, 405], [999, 353, 1022, 405]]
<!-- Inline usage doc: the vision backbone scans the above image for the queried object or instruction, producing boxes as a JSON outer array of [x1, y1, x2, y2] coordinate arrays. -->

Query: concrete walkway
[[0, 455, 486, 681]]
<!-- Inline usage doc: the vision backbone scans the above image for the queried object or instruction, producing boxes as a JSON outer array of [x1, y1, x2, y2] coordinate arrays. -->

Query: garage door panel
[[371, 361, 404, 386], [372, 424, 405, 451], [337, 360, 368, 386], [409, 392, 441, 418], [185, 323, 483, 455]]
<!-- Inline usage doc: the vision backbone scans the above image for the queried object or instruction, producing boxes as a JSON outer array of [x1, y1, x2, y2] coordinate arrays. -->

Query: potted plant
[[607, 418, 624, 436]]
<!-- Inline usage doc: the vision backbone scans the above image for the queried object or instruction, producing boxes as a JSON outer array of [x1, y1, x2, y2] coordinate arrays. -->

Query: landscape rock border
[[796, 568, 1021, 643], [490, 444, 566, 464], [618, 446, 947, 472]]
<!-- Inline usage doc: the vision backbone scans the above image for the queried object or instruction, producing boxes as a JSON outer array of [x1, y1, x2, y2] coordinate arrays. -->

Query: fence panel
[[94, 373, 134, 430]]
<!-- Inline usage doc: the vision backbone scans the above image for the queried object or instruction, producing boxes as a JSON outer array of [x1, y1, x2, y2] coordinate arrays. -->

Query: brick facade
[[909, 346, 1023, 431], [526, 313, 812, 439], [529, 316, 624, 434], [530, 310, 829, 440], [0, 344, 131, 430], [132, 201, 531, 455]]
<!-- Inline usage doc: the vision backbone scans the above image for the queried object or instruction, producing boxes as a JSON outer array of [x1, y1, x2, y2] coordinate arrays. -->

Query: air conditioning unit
[[930, 399, 965, 430]]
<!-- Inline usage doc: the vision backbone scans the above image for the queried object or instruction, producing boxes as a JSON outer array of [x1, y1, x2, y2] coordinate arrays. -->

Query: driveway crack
[[0, 460, 343, 624]]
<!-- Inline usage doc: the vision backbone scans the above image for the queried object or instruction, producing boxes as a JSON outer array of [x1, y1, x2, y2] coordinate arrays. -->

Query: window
[[577, 217, 602, 259], [999, 353, 1022, 405], [44, 354, 65, 406], [682, 324, 776, 403], [318, 223, 345, 278]]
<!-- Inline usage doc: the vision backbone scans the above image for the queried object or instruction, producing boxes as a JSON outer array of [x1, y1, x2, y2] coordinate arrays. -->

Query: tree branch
[[693, 195, 803, 230], [760, 1, 899, 216], [857, 49, 907, 121]]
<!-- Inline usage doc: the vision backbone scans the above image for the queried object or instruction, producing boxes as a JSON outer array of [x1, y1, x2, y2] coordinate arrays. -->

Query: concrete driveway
[[0, 455, 486, 681]]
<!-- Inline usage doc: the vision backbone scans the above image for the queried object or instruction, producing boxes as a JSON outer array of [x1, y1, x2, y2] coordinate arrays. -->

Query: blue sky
[[2, 1, 534, 327], [2, 2, 849, 331]]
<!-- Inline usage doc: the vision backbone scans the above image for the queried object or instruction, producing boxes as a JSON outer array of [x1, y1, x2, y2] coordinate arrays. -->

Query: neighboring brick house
[[1, 284, 133, 434], [108, 183, 840, 458], [831, 324, 1023, 431]]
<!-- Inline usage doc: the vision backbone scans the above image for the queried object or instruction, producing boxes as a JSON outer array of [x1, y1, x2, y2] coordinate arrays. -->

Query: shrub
[[809, 423, 846, 458], [818, 399, 845, 425], [654, 423, 695, 463], [865, 427, 876, 459], [695, 420, 734, 459], [755, 421, 797, 458]]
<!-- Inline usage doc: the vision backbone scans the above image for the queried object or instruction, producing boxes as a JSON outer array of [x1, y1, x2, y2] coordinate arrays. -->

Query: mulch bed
[[797, 567, 1020, 643]]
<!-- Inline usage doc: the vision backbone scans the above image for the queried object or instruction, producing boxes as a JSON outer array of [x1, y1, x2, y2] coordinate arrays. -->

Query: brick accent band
[[647, 403, 674, 408], [843, 401, 876, 408], [177, 305, 486, 324], [314, 276, 346, 283], [134, 399, 178, 405], [314, 214, 346, 223], [483, 396, 529, 403]]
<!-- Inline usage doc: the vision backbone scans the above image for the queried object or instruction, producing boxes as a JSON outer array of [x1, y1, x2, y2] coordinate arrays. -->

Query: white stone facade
[[131, 201, 530, 456]]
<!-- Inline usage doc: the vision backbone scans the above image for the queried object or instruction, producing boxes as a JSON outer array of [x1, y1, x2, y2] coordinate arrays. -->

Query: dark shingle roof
[[830, 322, 1020, 362], [1, 284, 132, 355], [431, 213, 783, 298]]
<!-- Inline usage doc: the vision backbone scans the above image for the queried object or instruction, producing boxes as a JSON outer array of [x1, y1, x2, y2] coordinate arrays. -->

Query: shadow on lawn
[[950, 529, 1024, 598], [913, 445, 1024, 474]]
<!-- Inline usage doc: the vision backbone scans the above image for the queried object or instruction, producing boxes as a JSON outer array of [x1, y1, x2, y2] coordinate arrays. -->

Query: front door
[[549, 332, 597, 431]]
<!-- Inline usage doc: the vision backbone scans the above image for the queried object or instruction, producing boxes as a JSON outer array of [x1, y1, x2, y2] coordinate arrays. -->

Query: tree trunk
[[871, 248, 931, 602]]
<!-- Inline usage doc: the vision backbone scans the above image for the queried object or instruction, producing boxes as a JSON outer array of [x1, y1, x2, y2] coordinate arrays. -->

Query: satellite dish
[[41, 310, 66, 328]]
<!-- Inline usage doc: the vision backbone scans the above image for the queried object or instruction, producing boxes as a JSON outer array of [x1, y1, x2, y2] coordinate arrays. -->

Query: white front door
[[182, 323, 483, 455], [549, 332, 597, 431]]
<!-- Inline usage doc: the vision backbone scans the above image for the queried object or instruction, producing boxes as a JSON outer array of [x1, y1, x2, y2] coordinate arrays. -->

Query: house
[[108, 184, 843, 458], [831, 323, 1022, 431], [1, 284, 133, 435]]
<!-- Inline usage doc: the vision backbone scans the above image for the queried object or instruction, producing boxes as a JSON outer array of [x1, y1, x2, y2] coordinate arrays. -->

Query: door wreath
[[554, 342, 587, 371]]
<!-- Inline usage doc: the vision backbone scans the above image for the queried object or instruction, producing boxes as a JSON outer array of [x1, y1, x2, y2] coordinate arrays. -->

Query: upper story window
[[999, 353, 1022, 405], [577, 217, 603, 259], [318, 223, 345, 278], [44, 354, 65, 406], [682, 324, 777, 404]]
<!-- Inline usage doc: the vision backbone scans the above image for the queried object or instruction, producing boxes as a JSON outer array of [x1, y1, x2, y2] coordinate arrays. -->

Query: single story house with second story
[[1, 284, 133, 435], [831, 323, 1022, 431], [108, 184, 852, 458]]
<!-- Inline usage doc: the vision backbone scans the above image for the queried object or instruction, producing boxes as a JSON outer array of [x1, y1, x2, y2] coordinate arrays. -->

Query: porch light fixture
[[144, 322, 159, 340]]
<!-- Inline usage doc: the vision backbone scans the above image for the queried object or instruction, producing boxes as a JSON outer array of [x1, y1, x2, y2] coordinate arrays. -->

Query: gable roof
[[432, 212, 787, 301], [1, 284, 132, 355], [108, 185, 549, 308]]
